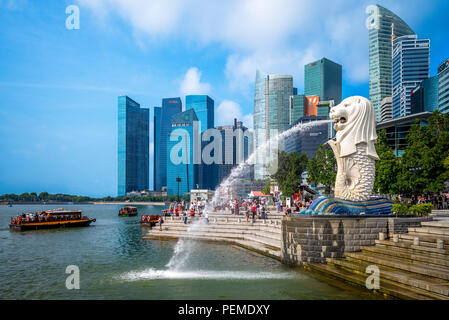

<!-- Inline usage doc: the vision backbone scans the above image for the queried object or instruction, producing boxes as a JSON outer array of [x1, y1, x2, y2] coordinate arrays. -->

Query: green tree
[[306, 144, 336, 194], [271, 151, 308, 197], [373, 129, 402, 195], [398, 111, 449, 195], [262, 182, 271, 195]]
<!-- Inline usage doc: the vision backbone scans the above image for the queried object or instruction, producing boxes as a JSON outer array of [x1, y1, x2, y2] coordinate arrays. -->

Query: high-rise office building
[[304, 58, 342, 105], [368, 5, 415, 122], [153, 106, 161, 190], [438, 58, 449, 114], [410, 76, 439, 114], [186, 95, 214, 133], [117, 96, 149, 196], [284, 116, 330, 159], [166, 109, 199, 196], [380, 97, 393, 122], [289, 94, 305, 124], [154, 98, 182, 191], [215, 119, 251, 186], [392, 35, 430, 118], [253, 71, 293, 180]]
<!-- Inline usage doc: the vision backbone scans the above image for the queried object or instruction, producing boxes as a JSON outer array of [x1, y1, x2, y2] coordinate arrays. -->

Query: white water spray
[[165, 119, 333, 271]]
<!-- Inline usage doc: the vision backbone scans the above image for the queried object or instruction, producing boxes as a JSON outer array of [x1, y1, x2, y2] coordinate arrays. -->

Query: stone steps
[[326, 258, 449, 299], [375, 239, 449, 255], [142, 232, 281, 259], [344, 251, 449, 281], [361, 244, 449, 268], [400, 232, 449, 245], [158, 223, 281, 238], [408, 227, 449, 237], [304, 262, 435, 300], [154, 225, 281, 242], [421, 221, 449, 228]]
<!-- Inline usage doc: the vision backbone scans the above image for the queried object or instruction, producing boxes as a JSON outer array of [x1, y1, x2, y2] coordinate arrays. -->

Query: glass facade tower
[[392, 35, 430, 118], [438, 58, 449, 114], [185, 95, 214, 133], [304, 58, 342, 105], [117, 96, 149, 196], [253, 72, 293, 180], [166, 109, 199, 196], [368, 5, 414, 121], [153, 106, 161, 190], [289, 94, 305, 125], [154, 98, 182, 191], [410, 76, 439, 114]]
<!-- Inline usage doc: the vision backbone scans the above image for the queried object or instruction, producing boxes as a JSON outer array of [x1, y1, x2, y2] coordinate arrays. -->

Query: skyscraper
[[380, 97, 393, 122], [392, 35, 430, 118], [166, 109, 199, 196], [215, 119, 251, 186], [410, 76, 439, 114], [117, 96, 149, 196], [186, 95, 214, 133], [438, 58, 449, 114], [153, 106, 161, 190], [154, 98, 182, 191], [304, 58, 342, 105], [367, 5, 414, 121], [253, 72, 293, 180], [289, 94, 305, 125]]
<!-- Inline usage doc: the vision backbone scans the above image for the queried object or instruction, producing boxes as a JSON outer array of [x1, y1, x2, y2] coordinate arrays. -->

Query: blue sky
[[0, 0, 448, 197]]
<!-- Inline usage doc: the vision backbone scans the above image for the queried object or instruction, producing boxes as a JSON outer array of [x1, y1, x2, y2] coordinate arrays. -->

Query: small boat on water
[[140, 214, 162, 227], [118, 206, 138, 217], [9, 208, 96, 231]]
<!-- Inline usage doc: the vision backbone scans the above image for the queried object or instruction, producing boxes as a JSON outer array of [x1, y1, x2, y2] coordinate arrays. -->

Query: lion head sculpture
[[329, 96, 379, 160]]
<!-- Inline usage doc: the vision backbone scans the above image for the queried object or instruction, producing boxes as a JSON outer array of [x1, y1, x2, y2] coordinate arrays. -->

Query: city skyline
[[1, 0, 448, 196]]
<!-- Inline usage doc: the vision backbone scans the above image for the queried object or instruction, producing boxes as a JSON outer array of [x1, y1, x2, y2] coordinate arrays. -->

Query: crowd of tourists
[[392, 193, 449, 209]]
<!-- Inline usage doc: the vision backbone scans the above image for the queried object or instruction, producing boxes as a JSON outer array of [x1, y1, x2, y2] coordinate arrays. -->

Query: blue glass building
[[185, 95, 214, 133], [411, 76, 439, 114], [153, 106, 161, 190], [368, 5, 415, 122], [253, 71, 293, 179], [166, 109, 199, 196], [304, 58, 342, 105], [438, 58, 449, 114], [154, 98, 182, 191], [117, 96, 149, 196], [392, 35, 430, 118]]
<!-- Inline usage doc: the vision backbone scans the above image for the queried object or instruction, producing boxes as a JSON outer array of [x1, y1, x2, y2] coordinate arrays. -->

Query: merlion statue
[[328, 96, 379, 201]]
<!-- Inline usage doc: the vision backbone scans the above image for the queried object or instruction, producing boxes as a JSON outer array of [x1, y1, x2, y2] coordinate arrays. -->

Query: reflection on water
[[0, 204, 375, 300]]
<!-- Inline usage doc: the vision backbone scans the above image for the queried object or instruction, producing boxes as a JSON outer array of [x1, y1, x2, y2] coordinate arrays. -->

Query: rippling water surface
[[0, 204, 375, 299]]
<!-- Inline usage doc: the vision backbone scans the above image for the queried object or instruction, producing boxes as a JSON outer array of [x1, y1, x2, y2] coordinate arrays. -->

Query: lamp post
[[176, 177, 181, 202]]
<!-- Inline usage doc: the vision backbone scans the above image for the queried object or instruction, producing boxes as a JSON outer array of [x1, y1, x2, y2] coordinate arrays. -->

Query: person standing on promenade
[[159, 216, 163, 231], [205, 212, 209, 224], [184, 212, 188, 224], [234, 200, 239, 216]]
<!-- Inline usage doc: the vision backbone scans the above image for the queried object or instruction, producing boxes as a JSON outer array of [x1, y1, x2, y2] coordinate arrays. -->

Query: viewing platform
[[142, 210, 284, 260]]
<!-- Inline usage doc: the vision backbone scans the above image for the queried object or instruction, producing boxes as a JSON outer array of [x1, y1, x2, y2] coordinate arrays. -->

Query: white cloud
[[180, 67, 212, 98], [216, 100, 253, 129], [78, 0, 424, 90]]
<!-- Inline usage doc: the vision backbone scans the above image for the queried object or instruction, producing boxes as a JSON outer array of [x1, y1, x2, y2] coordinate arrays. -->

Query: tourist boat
[[140, 214, 162, 227], [118, 206, 138, 217], [9, 208, 96, 231]]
